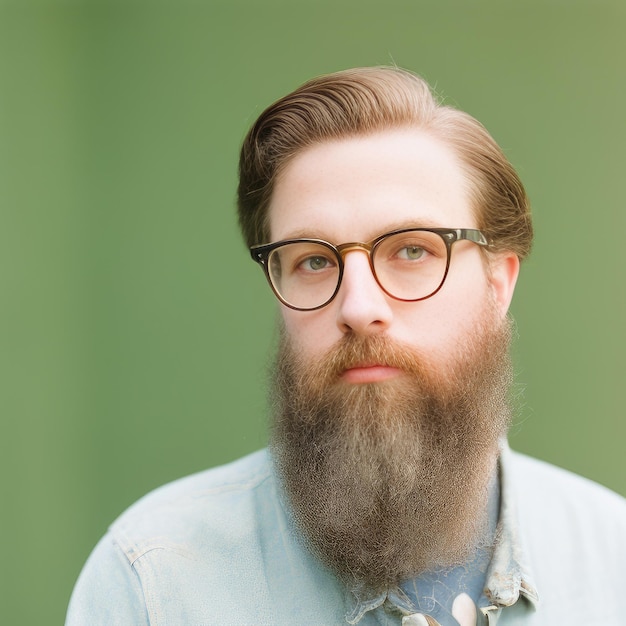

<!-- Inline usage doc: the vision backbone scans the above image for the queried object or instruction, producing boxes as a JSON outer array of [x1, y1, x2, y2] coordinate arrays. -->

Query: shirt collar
[[344, 440, 540, 624], [483, 441, 539, 610]]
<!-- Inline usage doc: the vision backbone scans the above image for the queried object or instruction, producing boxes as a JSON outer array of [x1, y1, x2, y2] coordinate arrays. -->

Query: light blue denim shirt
[[67, 443, 626, 625]]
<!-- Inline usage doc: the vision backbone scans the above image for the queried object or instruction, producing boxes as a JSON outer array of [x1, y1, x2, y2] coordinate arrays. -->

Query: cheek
[[395, 278, 491, 348], [279, 308, 339, 355]]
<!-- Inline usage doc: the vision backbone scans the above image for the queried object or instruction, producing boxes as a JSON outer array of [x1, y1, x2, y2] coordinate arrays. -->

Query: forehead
[[268, 128, 475, 242]]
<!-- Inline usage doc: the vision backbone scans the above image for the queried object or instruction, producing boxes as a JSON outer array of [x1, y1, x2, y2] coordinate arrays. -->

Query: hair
[[237, 66, 532, 260]]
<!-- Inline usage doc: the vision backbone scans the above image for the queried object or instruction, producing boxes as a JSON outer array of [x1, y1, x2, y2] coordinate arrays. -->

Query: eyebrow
[[278, 219, 449, 243]]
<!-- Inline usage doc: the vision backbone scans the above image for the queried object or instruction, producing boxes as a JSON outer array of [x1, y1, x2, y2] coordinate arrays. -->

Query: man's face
[[265, 129, 521, 591], [268, 128, 518, 371]]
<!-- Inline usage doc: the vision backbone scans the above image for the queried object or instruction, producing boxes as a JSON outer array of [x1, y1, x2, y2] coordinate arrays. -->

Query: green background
[[2, 1, 625, 623]]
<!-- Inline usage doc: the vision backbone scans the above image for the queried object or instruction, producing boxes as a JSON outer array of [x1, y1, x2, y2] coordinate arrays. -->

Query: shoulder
[[109, 448, 275, 552], [116, 448, 272, 518], [504, 446, 626, 608], [507, 447, 626, 519], [66, 450, 284, 624], [501, 448, 626, 621]]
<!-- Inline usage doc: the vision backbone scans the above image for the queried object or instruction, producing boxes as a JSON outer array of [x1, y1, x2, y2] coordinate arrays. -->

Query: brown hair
[[237, 67, 532, 259]]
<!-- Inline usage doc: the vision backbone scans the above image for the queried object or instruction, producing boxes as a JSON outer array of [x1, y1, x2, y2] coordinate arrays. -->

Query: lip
[[340, 364, 402, 384]]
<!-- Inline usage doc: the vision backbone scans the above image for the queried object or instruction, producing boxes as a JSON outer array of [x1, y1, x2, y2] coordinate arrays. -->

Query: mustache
[[308, 334, 431, 380]]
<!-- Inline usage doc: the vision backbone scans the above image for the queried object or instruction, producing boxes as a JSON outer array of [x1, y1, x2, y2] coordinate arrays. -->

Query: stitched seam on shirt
[[106, 534, 155, 626], [188, 468, 271, 498], [112, 526, 196, 567], [130, 545, 166, 626], [126, 543, 193, 566]]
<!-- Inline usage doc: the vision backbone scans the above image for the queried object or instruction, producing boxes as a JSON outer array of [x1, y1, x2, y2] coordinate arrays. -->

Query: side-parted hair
[[237, 67, 532, 260]]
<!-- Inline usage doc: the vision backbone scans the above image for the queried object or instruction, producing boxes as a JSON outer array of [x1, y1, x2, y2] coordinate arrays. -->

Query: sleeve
[[65, 532, 150, 626]]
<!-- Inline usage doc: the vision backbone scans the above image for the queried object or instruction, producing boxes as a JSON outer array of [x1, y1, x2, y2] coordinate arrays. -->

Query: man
[[67, 67, 626, 625]]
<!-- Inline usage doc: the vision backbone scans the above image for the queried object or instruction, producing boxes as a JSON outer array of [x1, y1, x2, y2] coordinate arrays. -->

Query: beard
[[269, 304, 514, 593]]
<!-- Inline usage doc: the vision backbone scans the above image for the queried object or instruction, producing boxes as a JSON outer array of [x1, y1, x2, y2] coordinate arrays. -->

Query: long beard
[[270, 309, 513, 592]]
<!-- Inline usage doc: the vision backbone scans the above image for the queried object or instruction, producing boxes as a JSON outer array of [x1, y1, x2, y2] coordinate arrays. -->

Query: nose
[[335, 250, 393, 335]]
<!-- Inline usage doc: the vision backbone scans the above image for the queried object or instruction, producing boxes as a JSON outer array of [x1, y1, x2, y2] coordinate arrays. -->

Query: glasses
[[250, 227, 489, 311]]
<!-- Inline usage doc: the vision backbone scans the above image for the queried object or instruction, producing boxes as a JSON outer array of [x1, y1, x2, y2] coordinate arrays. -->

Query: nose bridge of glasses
[[335, 242, 380, 296], [336, 241, 374, 260]]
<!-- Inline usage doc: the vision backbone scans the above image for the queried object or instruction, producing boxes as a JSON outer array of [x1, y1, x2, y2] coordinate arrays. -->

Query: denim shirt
[[67, 443, 626, 625]]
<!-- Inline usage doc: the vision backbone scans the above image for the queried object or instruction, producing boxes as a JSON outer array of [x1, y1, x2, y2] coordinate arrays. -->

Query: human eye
[[295, 254, 336, 274], [376, 232, 446, 271], [297, 253, 335, 273], [281, 243, 337, 277], [388, 232, 446, 261], [391, 237, 436, 263], [396, 245, 427, 261]]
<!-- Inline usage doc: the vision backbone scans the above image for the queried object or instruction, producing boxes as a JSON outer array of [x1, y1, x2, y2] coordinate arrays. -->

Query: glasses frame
[[250, 227, 490, 311]]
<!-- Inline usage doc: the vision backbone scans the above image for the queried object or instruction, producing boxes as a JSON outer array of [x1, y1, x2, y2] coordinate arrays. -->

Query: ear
[[487, 251, 520, 318]]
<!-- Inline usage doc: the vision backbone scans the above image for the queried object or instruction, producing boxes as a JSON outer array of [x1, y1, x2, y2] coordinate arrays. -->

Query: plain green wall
[[1, 1, 625, 623]]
